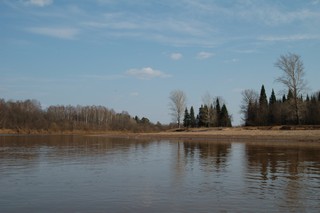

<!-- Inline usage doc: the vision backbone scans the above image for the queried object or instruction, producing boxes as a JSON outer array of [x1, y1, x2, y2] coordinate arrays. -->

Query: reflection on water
[[0, 135, 320, 212]]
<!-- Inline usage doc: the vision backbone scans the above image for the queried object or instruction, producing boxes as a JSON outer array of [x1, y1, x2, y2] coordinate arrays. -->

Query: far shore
[[1, 126, 320, 143], [99, 127, 320, 143]]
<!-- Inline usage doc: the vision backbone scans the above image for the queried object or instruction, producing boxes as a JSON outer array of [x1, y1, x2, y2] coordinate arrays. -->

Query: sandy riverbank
[[93, 127, 320, 143], [1, 127, 320, 143]]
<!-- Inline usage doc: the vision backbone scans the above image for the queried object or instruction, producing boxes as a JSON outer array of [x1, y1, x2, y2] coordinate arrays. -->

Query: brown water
[[0, 135, 320, 212]]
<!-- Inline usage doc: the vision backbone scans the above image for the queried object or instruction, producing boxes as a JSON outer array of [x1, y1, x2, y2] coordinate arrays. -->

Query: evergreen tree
[[183, 107, 190, 128], [259, 85, 268, 107], [258, 85, 268, 125], [269, 89, 276, 105], [282, 94, 286, 103], [215, 98, 221, 126], [189, 106, 196, 128], [220, 104, 232, 127], [268, 89, 278, 125]]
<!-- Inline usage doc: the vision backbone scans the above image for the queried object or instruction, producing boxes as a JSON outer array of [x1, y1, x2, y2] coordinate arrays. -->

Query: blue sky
[[1, 0, 320, 125]]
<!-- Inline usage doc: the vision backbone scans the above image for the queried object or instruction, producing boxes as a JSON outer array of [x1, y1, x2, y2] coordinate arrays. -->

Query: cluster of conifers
[[242, 85, 320, 126], [183, 99, 232, 128]]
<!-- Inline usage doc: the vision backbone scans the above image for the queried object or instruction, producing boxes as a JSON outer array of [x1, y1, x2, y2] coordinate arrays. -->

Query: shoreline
[[106, 128, 320, 143], [1, 127, 320, 143]]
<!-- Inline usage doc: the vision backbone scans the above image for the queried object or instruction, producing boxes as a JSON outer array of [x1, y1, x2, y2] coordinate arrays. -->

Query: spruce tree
[[220, 104, 232, 127], [282, 94, 286, 103], [268, 89, 277, 125], [258, 85, 268, 125], [183, 107, 190, 128], [215, 98, 221, 126], [189, 106, 196, 128], [269, 89, 276, 105]]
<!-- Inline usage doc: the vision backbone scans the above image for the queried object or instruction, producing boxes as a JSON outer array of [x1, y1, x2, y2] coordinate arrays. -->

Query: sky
[[1, 0, 320, 125]]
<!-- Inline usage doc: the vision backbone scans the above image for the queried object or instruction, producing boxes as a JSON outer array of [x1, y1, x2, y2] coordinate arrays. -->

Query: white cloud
[[26, 27, 79, 39], [170, 53, 183, 60], [258, 34, 320, 42], [238, 4, 320, 26], [25, 0, 53, 7], [125, 67, 171, 80], [197, 51, 214, 59]]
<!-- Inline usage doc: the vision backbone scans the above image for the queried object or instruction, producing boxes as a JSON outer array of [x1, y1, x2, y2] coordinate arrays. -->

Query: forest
[[0, 99, 164, 133]]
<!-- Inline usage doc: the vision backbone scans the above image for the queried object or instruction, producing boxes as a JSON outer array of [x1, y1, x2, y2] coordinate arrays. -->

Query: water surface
[[0, 135, 320, 212]]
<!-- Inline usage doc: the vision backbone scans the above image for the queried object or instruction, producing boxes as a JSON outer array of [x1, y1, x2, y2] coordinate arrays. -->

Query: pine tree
[[215, 98, 221, 126], [220, 104, 231, 127], [189, 106, 196, 128], [282, 94, 286, 103], [268, 89, 277, 125], [183, 107, 190, 128], [258, 85, 268, 125], [269, 89, 276, 105]]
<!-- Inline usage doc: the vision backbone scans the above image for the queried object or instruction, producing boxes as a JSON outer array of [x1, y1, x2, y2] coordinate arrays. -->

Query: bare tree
[[169, 90, 187, 128], [240, 89, 259, 125], [275, 53, 307, 124]]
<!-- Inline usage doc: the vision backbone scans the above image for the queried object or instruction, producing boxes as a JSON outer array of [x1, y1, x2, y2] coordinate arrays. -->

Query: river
[[0, 135, 320, 212]]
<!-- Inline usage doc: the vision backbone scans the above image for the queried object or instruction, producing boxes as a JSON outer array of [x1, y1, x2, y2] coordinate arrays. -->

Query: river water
[[0, 135, 320, 212]]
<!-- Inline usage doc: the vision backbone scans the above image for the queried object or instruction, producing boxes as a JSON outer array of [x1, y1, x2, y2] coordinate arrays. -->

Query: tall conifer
[[258, 85, 268, 125], [190, 106, 196, 128], [183, 107, 190, 128]]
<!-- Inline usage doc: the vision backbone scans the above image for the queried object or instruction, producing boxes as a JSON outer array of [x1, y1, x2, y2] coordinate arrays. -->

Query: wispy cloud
[[26, 27, 79, 39], [25, 0, 53, 7], [170, 53, 183, 61], [258, 34, 320, 42], [197, 51, 214, 59], [81, 74, 124, 81], [125, 67, 171, 80], [80, 11, 218, 47]]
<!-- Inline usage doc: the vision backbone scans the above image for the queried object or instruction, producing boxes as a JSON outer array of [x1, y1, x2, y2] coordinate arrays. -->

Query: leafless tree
[[240, 89, 259, 123], [169, 90, 186, 128], [275, 53, 307, 124]]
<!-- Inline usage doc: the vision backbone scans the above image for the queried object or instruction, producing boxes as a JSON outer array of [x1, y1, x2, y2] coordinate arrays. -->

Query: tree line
[[241, 85, 320, 126], [169, 90, 232, 128], [0, 99, 164, 132], [241, 53, 320, 126]]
